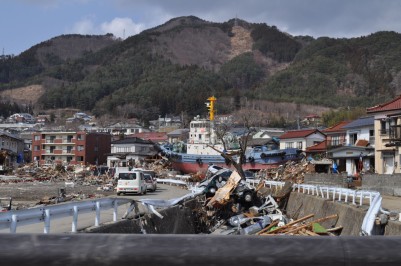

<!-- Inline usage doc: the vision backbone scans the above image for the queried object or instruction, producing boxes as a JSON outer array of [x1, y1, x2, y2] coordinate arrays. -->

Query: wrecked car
[[198, 168, 257, 205]]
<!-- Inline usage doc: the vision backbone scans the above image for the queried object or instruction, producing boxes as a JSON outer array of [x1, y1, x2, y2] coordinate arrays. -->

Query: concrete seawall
[[86, 192, 401, 235], [285, 192, 368, 236], [362, 174, 401, 196]]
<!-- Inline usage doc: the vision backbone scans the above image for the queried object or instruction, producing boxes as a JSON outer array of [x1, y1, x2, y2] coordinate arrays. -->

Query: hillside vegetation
[[1, 16, 401, 126]]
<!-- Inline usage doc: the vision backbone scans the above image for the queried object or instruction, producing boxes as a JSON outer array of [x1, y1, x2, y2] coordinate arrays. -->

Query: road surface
[[0, 184, 191, 234]]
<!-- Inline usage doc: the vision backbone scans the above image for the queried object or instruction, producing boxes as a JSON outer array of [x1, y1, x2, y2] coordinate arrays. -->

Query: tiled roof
[[279, 129, 324, 139], [129, 132, 168, 141], [306, 141, 327, 152], [112, 137, 153, 145], [323, 121, 351, 133], [342, 116, 374, 129], [367, 95, 401, 113]]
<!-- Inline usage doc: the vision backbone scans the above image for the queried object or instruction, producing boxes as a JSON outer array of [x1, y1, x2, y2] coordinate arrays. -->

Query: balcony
[[389, 125, 401, 141]]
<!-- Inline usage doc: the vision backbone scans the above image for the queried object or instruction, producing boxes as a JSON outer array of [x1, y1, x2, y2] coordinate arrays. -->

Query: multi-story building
[[0, 131, 25, 170], [31, 131, 111, 166], [327, 117, 375, 175], [367, 95, 401, 174], [279, 129, 326, 151], [107, 137, 158, 168]]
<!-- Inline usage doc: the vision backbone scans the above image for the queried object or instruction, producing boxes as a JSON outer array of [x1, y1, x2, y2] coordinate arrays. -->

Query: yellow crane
[[206, 96, 217, 121]]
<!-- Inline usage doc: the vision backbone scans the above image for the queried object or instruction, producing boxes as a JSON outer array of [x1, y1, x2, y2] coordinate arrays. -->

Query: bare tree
[[209, 109, 259, 179]]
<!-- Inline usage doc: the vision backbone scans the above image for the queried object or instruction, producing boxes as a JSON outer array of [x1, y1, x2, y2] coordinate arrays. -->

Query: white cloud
[[70, 18, 96, 35], [100, 17, 145, 39], [67, 17, 144, 38]]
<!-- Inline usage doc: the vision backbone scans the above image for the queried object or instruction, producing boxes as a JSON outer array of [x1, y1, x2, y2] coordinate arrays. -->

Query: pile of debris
[[257, 158, 333, 184], [190, 168, 341, 236], [3, 163, 115, 186]]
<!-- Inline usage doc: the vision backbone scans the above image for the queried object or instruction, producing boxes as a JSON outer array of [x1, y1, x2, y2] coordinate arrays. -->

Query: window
[[77, 145, 84, 151], [34, 145, 40, 151], [285, 142, 293, 149], [76, 156, 84, 162], [349, 133, 358, 145], [297, 141, 303, 149], [380, 120, 387, 134], [331, 136, 340, 146], [119, 173, 137, 180], [34, 135, 40, 141], [77, 134, 84, 140]]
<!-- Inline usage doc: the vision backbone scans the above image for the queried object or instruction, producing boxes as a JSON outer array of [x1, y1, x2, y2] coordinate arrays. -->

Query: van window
[[119, 173, 137, 180]]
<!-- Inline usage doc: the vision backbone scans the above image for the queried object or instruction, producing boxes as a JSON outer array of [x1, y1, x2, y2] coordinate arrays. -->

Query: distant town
[[1, 94, 401, 178]]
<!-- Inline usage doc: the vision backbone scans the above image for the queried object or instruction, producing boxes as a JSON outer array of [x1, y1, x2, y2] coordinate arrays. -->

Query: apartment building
[[31, 131, 111, 166], [367, 95, 401, 174]]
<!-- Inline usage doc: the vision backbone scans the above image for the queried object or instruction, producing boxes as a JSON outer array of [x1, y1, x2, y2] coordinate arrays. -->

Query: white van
[[116, 170, 147, 195]]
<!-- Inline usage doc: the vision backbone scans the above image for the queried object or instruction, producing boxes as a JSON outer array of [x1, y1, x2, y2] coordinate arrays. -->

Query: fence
[[0, 198, 132, 234]]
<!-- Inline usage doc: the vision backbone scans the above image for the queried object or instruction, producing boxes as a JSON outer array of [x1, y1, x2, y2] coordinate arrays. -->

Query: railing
[[245, 180, 382, 236], [0, 198, 132, 234]]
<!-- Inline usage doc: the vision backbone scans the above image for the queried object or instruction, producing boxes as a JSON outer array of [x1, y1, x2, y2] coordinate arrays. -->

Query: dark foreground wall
[[2, 234, 401, 266]]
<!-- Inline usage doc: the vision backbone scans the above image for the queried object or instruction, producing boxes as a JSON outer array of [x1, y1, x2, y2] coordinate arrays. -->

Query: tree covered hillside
[[2, 16, 401, 124]]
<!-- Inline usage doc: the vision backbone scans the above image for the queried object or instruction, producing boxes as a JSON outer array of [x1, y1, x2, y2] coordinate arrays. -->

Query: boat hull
[[160, 145, 303, 177], [171, 160, 284, 176]]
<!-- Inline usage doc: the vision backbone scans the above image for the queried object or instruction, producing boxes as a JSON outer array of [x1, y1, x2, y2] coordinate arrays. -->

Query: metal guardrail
[[0, 198, 132, 234]]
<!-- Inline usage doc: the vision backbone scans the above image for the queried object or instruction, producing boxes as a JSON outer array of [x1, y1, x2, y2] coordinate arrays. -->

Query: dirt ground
[[0, 180, 115, 210]]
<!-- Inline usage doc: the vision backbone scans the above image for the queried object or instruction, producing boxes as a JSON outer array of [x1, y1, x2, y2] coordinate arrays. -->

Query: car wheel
[[117, 192, 121, 196], [243, 192, 253, 202], [209, 187, 217, 195]]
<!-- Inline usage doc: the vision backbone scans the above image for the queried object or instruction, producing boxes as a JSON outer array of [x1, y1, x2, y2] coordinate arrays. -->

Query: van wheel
[[144, 189, 147, 195], [117, 192, 121, 196]]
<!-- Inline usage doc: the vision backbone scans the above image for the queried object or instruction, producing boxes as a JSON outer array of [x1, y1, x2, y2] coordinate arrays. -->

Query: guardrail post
[[44, 209, 51, 234], [95, 201, 101, 226], [113, 200, 118, 222], [72, 206, 78, 233], [10, 214, 17, 233], [359, 193, 363, 206]]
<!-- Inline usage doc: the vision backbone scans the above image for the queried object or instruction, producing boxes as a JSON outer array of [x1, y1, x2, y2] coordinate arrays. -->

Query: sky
[[2, 0, 401, 56]]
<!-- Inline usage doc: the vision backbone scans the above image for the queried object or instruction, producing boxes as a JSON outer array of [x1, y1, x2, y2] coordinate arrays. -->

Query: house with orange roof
[[323, 121, 351, 149], [326, 117, 375, 175], [367, 95, 401, 174], [279, 129, 326, 151]]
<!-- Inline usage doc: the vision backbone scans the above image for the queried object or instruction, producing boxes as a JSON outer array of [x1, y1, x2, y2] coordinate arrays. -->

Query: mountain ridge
[[1, 16, 401, 126]]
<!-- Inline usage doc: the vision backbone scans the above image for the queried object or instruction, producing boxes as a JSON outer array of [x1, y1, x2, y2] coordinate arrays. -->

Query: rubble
[[187, 165, 341, 236]]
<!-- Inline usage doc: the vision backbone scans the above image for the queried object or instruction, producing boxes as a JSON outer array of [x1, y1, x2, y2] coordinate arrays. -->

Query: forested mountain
[[1, 16, 401, 124]]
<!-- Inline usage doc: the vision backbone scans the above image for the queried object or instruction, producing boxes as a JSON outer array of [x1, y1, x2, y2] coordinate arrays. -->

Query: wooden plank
[[256, 220, 280, 235], [261, 214, 314, 235]]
